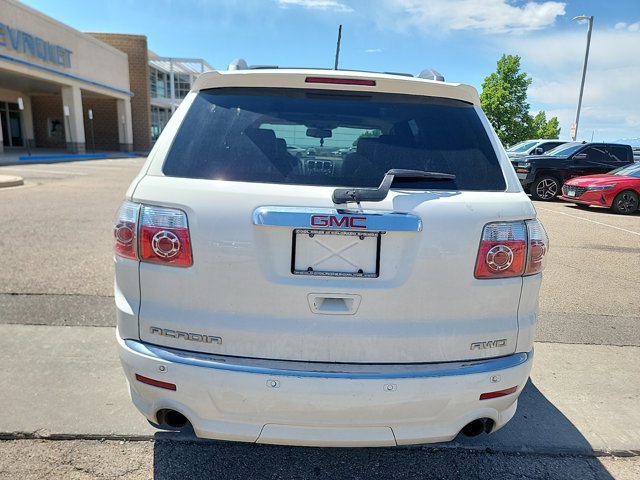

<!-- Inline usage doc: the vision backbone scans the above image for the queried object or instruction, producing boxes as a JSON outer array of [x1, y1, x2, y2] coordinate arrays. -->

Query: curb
[[0, 175, 24, 188], [1, 431, 639, 458]]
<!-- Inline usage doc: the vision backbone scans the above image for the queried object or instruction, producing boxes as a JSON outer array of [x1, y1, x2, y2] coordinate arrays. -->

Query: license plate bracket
[[292, 229, 381, 278]]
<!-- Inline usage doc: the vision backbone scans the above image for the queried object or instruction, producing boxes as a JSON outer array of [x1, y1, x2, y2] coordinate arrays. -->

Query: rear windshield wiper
[[332, 169, 456, 204]]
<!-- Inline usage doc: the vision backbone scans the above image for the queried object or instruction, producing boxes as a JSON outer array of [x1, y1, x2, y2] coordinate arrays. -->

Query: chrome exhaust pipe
[[157, 409, 190, 429], [460, 418, 495, 437]]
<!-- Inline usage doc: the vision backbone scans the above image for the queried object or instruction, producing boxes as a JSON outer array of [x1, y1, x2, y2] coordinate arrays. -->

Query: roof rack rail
[[418, 69, 445, 82]]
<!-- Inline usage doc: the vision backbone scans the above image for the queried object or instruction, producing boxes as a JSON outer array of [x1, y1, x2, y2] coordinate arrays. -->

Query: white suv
[[114, 64, 548, 447]]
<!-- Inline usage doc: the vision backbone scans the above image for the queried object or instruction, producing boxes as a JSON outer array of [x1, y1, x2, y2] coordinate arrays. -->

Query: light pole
[[572, 15, 593, 141]]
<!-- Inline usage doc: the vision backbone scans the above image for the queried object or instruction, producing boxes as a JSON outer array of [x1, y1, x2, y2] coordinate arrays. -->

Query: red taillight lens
[[525, 220, 548, 275], [305, 76, 376, 86], [114, 201, 193, 267], [475, 220, 548, 279], [139, 205, 192, 267], [114, 201, 140, 260], [474, 222, 527, 278]]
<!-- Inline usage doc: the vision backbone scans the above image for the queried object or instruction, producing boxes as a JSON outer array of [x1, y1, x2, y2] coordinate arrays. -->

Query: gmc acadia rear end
[[114, 65, 547, 447]]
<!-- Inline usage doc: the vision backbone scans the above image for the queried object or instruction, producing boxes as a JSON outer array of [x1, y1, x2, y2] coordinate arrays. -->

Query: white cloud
[[365, 48, 383, 53], [277, 0, 353, 12], [506, 28, 640, 140], [615, 21, 640, 32], [375, 0, 565, 34]]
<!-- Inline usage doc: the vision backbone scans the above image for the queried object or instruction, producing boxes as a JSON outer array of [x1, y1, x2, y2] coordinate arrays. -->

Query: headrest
[[246, 128, 277, 143]]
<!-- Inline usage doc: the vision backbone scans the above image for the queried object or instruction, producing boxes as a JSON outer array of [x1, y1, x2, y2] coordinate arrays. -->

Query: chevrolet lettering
[[115, 60, 548, 447]]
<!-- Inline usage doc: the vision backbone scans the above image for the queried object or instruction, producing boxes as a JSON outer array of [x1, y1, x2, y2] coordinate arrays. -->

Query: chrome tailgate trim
[[253, 206, 422, 232]]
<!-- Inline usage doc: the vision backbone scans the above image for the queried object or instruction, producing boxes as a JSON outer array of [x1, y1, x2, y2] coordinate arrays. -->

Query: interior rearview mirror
[[306, 128, 332, 139]]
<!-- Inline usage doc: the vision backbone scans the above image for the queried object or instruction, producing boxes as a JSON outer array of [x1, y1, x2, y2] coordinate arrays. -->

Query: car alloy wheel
[[612, 190, 639, 215], [532, 177, 560, 201]]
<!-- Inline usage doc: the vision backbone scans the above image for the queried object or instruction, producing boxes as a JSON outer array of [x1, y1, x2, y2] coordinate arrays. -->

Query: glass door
[[0, 102, 24, 147], [1, 110, 8, 147], [8, 111, 23, 147]]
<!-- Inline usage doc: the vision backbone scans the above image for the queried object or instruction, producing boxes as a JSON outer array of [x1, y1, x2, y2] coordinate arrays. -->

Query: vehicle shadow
[[565, 204, 640, 216], [151, 380, 614, 479]]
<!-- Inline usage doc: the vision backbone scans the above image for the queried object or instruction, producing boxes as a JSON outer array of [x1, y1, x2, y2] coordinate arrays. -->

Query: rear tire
[[611, 190, 639, 215], [531, 176, 560, 201]]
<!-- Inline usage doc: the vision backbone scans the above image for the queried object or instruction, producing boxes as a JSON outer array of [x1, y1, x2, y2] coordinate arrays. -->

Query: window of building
[[174, 73, 191, 100], [151, 106, 171, 141], [150, 68, 168, 99]]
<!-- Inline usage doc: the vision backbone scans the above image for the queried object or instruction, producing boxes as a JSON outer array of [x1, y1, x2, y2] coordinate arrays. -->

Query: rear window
[[163, 88, 505, 191]]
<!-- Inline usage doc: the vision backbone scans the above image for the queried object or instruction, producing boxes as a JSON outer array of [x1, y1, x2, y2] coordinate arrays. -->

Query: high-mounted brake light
[[474, 220, 548, 279], [305, 76, 376, 86], [113, 202, 193, 267]]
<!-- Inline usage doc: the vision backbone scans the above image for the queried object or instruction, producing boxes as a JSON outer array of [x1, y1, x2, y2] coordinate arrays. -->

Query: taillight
[[114, 201, 140, 260], [475, 220, 548, 279], [475, 222, 526, 278], [139, 205, 192, 267], [525, 219, 548, 275], [113, 202, 192, 267]]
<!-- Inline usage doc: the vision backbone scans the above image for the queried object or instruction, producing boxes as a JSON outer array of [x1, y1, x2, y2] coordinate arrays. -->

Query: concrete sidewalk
[[0, 175, 23, 188], [0, 324, 638, 455]]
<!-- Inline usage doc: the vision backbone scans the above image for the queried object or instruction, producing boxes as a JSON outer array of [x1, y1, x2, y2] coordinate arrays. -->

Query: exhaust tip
[[156, 409, 190, 430], [460, 418, 495, 437]]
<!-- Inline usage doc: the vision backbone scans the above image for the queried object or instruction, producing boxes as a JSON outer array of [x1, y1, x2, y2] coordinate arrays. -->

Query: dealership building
[[0, 0, 212, 154]]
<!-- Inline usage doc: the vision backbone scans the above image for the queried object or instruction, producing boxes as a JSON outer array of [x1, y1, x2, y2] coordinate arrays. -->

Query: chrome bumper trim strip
[[124, 339, 531, 379]]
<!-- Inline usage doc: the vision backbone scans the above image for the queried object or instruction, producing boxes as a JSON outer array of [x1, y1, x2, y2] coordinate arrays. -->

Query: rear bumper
[[118, 333, 533, 447]]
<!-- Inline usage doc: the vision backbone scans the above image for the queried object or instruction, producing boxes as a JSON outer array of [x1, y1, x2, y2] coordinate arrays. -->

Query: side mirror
[[534, 147, 544, 155], [573, 153, 587, 161]]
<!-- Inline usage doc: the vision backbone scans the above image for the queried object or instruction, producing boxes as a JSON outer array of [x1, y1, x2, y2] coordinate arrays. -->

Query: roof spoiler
[[227, 58, 445, 81]]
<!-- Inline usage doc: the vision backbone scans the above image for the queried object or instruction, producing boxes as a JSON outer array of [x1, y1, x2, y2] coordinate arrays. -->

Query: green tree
[[529, 111, 561, 139], [480, 54, 560, 146]]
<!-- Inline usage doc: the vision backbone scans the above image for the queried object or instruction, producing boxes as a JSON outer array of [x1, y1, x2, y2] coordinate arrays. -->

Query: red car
[[561, 163, 640, 214]]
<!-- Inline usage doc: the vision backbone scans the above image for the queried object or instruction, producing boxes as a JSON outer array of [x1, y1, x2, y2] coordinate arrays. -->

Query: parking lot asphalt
[[0, 158, 639, 478]]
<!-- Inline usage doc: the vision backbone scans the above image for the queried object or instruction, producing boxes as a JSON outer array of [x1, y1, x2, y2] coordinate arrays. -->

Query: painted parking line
[[536, 206, 640, 236]]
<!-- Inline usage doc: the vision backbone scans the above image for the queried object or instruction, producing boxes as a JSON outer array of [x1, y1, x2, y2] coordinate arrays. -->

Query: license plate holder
[[292, 229, 381, 278]]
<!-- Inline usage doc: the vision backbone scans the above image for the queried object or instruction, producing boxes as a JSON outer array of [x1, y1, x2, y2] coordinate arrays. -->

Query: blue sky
[[23, 0, 640, 142]]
